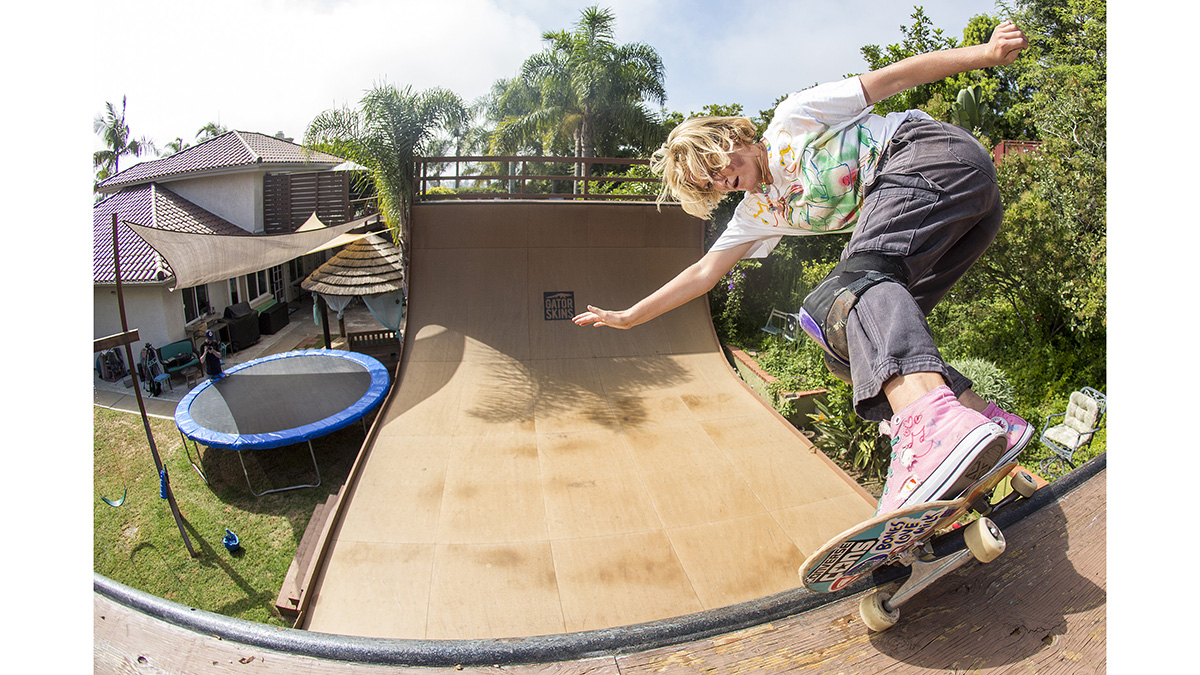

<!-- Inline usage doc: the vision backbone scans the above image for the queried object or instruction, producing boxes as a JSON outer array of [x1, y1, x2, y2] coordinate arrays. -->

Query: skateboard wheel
[[859, 591, 900, 632], [1012, 471, 1038, 498], [964, 517, 1005, 563]]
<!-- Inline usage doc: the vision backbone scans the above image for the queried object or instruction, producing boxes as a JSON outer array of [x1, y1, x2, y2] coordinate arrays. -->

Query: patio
[[93, 296, 389, 421]]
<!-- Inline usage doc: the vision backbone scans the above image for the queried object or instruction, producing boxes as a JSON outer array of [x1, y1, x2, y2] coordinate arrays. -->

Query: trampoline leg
[[180, 432, 209, 485], [239, 440, 322, 497]]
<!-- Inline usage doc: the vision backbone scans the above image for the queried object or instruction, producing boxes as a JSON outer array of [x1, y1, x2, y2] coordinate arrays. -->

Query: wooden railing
[[413, 155, 660, 201]]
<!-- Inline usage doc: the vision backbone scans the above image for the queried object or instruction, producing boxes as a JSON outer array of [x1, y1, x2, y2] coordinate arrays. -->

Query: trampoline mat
[[176, 350, 388, 450]]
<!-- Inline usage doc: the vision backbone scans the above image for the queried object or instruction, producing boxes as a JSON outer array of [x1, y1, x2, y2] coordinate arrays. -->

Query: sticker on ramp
[[544, 291, 575, 321]]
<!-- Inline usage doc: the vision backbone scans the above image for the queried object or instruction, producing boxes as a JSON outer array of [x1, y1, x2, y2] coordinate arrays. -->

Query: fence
[[413, 156, 660, 201]]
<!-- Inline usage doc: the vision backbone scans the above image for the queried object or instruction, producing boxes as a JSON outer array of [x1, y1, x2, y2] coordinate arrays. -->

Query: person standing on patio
[[201, 330, 224, 381]]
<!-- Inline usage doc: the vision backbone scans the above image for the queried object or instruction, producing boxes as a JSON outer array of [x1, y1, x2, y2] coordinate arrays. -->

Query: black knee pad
[[800, 253, 909, 370]]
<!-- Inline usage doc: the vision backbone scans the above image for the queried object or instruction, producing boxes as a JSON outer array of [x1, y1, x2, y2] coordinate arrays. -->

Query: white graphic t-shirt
[[711, 76, 931, 259]]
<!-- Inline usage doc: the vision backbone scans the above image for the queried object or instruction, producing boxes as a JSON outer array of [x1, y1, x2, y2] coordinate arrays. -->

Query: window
[[182, 284, 210, 323], [246, 270, 268, 300], [228, 278, 240, 305]]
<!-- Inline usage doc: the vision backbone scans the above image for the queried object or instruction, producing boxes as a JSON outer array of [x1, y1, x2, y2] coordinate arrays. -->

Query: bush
[[949, 357, 1016, 410], [808, 380, 892, 483], [752, 335, 837, 417]]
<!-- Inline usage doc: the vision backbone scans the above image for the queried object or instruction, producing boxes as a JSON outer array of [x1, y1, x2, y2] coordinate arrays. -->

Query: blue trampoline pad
[[175, 350, 389, 451]]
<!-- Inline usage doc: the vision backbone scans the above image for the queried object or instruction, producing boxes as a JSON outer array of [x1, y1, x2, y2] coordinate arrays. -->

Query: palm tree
[[196, 122, 229, 143], [493, 5, 665, 183], [93, 96, 155, 181], [305, 82, 467, 255], [161, 137, 190, 156]]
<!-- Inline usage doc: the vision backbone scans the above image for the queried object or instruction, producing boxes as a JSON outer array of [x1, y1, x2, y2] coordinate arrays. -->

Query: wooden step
[[275, 491, 339, 617]]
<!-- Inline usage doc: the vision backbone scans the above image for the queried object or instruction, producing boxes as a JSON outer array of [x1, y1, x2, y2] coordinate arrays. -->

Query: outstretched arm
[[859, 21, 1028, 105], [573, 242, 753, 329]]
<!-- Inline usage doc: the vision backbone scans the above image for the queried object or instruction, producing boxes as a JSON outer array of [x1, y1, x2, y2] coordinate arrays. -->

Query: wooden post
[[111, 214, 198, 558], [318, 294, 332, 349]]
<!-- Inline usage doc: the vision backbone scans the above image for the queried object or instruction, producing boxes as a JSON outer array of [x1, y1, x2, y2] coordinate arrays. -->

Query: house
[[93, 131, 374, 356]]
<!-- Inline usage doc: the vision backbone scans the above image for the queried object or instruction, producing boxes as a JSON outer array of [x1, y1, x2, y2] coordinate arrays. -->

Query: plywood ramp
[[301, 201, 875, 640]]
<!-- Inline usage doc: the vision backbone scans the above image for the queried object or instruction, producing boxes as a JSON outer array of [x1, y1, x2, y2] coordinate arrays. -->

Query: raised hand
[[988, 21, 1028, 66]]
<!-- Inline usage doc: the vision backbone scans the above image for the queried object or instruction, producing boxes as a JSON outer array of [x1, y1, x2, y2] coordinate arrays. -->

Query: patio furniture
[[140, 345, 173, 395], [157, 339, 200, 382], [258, 299, 290, 335], [1038, 386, 1106, 477], [223, 302, 261, 352]]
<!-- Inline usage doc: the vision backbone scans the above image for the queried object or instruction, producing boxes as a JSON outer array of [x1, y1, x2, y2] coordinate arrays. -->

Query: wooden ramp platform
[[93, 459, 1107, 672], [297, 201, 877, 639]]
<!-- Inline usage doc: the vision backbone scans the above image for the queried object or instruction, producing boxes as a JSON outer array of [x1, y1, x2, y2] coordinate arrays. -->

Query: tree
[[859, 6, 958, 116], [492, 5, 666, 179], [196, 122, 229, 143], [161, 138, 190, 156], [93, 96, 155, 182], [304, 82, 468, 255], [857, 8, 1034, 142], [955, 0, 1105, 340]]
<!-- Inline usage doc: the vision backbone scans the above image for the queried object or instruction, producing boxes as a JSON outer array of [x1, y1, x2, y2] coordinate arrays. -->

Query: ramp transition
[[300, 201, 875, 639]]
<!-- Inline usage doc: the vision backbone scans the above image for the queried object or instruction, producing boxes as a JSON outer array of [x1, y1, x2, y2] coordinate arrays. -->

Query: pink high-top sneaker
[[982, 401, 1034, 466], [876, 386, 1006, 515]]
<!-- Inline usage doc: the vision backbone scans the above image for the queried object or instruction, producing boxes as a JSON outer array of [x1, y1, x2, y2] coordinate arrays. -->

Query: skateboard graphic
[[798, 459, 1040, 631]]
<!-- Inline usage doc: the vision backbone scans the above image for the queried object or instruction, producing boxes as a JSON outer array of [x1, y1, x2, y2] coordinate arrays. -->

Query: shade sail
[[125, 213, 379, 290]]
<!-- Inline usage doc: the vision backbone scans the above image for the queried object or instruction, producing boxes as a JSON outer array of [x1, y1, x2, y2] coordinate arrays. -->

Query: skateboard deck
[[800, 459, 1019, 593]]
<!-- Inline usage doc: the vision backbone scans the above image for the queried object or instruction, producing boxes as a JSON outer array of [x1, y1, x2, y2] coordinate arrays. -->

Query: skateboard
[[798, 459, 1040, 631]]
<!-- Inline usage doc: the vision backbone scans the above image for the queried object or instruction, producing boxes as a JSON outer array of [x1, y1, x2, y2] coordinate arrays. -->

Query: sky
[[89, 0, 1003, 157]]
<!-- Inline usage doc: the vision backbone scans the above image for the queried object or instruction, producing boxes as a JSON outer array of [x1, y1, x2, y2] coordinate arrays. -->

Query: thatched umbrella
[[301, 233, 404, 347]]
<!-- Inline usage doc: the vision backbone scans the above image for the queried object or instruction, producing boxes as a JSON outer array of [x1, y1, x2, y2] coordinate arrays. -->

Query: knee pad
[[799, 253, 909, 371]]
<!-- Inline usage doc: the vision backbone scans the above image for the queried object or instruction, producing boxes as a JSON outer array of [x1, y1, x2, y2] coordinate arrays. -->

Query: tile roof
[[96, 131, 346, 193], [94, 184, 249, 285]]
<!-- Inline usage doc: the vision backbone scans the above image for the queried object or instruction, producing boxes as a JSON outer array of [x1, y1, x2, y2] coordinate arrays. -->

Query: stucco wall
[[168, 172, 264, 233], [95, 284, 193, 355]]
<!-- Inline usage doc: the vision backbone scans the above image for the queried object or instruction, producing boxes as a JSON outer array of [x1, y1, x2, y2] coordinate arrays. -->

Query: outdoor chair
[[1038, 386, 1106, 477], [762, 308, 801, 341], [141, 347, 173, 396]]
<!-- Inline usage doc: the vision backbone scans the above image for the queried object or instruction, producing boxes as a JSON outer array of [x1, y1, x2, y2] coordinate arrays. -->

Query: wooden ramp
[[298, 201, 876, 640]]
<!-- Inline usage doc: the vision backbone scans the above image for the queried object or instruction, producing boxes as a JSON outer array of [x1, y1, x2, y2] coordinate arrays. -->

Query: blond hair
[[650, 116, 759, 220]]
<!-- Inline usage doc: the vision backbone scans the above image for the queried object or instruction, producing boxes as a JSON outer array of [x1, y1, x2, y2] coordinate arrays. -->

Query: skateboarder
[[574, 22, 1033, 515]]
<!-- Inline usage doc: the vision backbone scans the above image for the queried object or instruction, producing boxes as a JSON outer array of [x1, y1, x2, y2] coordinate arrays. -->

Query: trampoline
[[175, 350, 390, 496]]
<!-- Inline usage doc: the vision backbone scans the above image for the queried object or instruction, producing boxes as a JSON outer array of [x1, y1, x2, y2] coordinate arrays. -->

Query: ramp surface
[[302, 201, 875, 639]]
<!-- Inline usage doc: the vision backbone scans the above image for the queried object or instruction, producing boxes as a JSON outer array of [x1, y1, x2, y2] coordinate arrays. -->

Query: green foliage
[[751, 336, 838, 417], [710, 259, 760, 342], [859, 6, 958, 115], [423, 185, 507, 199], [948, 357, 1016, 409], [491, 5, 666, 161], [951, 85, 984, 133], [707, 236, 844, 345], [711, 2, 1107, 486], [809, 380, 892, 482], [305, 82, 468, 246], [93, 96, 156, 184]]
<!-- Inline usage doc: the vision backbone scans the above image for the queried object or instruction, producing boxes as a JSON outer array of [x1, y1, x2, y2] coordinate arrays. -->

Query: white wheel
[[859, 591, 900, 632], [964, 517, 1005, 563], [1011, 471, 1038, 498]]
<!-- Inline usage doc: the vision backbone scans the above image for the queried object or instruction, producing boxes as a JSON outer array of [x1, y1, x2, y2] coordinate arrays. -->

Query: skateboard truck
[[856, 470, 1038, 632], [859, 517, 1005, 631]]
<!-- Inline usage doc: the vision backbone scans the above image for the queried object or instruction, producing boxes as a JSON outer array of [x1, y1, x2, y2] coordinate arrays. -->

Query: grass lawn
[[93, 406, 367, 627]]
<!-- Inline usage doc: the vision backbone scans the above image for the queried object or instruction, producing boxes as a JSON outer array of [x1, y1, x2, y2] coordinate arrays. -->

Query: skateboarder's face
[[692, 144, 763, 194]]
